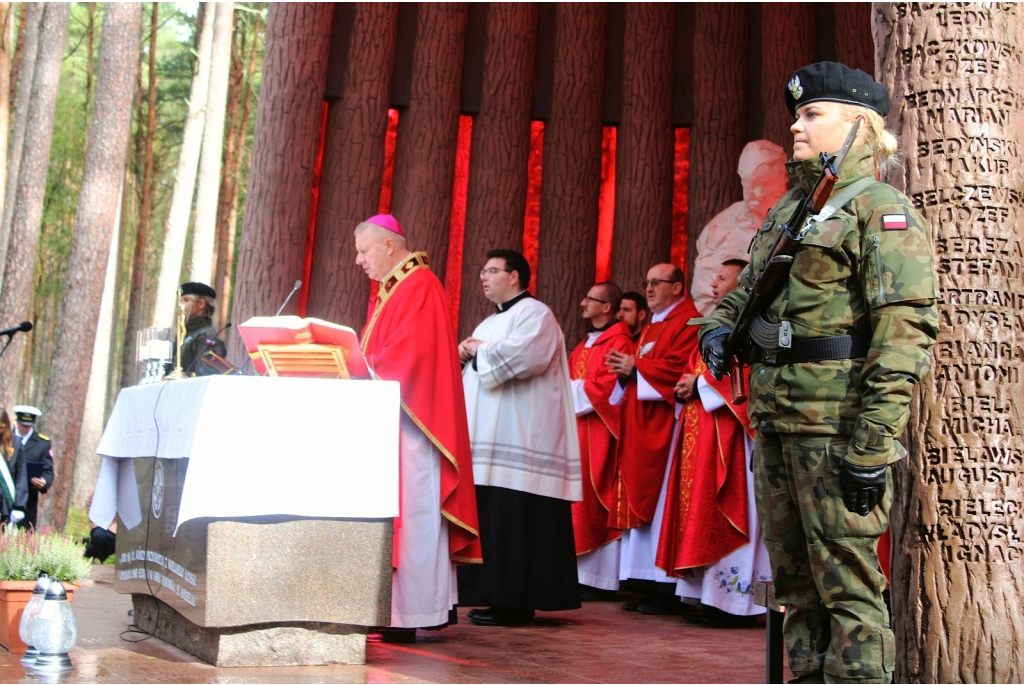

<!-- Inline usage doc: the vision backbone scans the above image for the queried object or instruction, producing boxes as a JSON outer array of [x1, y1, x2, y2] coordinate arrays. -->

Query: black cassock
[[457, 484, 581, 611]]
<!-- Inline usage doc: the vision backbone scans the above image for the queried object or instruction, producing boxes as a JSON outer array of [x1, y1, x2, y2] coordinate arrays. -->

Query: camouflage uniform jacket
[[701, 145, 938, 467]]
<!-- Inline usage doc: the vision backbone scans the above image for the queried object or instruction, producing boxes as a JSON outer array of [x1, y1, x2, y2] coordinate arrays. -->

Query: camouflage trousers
[[754, 433, 894, 684]]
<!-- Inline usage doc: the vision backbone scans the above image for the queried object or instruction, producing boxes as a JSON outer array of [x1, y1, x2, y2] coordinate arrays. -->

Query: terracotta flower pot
[[0, 580, 78, 654]]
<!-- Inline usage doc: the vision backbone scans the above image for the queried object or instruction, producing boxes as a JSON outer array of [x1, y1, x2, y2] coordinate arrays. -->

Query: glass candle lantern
[[29, 580, 77, 672], [137, 327, 173, 385], [18, 574, 51, 664]]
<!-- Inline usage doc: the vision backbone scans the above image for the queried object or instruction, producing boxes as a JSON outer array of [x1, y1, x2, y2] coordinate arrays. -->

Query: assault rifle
[[719, 117, 863, 404]]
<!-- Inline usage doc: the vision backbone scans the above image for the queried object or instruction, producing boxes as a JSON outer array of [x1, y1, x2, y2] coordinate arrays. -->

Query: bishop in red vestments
[[356, 215, 482, 633], [568, 283, 635, 592]]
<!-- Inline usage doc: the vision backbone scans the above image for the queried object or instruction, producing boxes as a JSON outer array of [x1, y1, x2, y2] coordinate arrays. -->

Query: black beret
[[785, 61, 889, 117], [181, 282, 217, 299]]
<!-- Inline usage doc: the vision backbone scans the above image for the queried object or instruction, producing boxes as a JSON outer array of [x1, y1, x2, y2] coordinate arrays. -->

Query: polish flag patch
[[881, 214, 908, 230]]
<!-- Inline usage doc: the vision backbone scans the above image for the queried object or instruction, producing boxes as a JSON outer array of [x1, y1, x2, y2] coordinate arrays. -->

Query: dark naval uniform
[[179, 314, 227, 375], [700, 63, 938, 684], [16, 430, 54, 529]]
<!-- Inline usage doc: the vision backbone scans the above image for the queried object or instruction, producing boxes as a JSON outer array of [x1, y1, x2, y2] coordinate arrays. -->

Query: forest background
[[0, 2, 266, 531]]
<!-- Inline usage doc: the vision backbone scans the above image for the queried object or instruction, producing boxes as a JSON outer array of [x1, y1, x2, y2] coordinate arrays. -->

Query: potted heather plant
[[0, 526, 91, 653]]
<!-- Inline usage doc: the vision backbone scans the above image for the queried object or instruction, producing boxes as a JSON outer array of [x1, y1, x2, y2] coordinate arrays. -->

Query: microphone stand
[[274, 282, 301, 317], [0, 332, 20, 360], [183, 323, 233, 377], [237, 281, 302, 376]]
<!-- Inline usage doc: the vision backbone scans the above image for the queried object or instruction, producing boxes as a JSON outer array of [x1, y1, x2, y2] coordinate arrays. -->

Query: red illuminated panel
[[522, 120, 544, 295], [595, 126, 616, 283], [368, 108, 402, 318], [445, 115, 473, 331], [670, 127, 690, 272], [378, 108, 400, 214], [298, 101, 330, 318]]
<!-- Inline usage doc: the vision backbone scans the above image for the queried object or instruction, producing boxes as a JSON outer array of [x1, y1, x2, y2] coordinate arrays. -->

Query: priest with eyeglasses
[[605, 263, 701, 614], [457, 249, 582, 627]]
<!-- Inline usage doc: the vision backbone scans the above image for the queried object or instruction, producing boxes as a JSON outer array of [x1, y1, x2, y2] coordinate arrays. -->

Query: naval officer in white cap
[[12, 405, 53, 528]]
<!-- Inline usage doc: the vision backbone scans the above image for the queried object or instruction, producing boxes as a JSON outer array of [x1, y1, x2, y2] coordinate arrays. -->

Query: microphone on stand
[[275, 280, 302, 316], [0, 321, 32, 360], [0, 321, 32, 336], [237, 280, 303, 375], [183, 323, 233, 377]]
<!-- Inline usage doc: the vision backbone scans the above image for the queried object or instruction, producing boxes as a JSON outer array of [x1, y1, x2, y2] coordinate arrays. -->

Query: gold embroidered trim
[[360, 252, 430, 354], [400, 398, 481, 540]]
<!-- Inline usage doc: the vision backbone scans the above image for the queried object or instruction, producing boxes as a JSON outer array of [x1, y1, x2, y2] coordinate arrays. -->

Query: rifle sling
[[747, 176, 879, 365], [809, 176, 878, 223]]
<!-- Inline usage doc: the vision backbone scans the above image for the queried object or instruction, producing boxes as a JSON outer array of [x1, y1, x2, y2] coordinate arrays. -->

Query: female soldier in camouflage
[[699, 62, 938, 683]]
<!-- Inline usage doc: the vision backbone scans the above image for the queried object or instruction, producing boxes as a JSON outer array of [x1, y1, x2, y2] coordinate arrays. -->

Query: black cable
[[120, 380, 171, 643]]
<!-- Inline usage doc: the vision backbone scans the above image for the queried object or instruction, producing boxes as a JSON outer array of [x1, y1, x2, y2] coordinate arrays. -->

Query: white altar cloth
[[89, 376, 400, 532]]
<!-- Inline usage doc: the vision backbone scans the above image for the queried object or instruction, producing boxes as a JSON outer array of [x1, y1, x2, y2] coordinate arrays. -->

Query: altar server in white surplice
[[457, 249, 582, 627]]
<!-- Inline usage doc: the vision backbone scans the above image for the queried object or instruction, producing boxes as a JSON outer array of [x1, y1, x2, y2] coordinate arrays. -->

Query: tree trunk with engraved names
[[877, 3, 1024, 681], [610, 3, 675, 295], [306, 3, 398, 331], [535, 3, 607, 346], [228, 2, 333, 364], [39, 2, 141, 530], [457, 4, 537, 339], [388, 3, 467, 286], [685, 4, 747, 293]]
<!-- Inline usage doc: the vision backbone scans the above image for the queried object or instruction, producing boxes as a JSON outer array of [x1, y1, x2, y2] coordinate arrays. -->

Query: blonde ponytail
[[841, 104, 900, 173]]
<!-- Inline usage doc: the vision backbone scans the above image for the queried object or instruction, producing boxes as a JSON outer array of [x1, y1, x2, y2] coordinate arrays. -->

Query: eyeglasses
[[642, 278, 679, 288], [479, 267, 511, 278], [585, 295, 608, 304]]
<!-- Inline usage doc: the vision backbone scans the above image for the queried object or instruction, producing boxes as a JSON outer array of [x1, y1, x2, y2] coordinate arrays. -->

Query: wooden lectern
[[238, 316, 370, 379]]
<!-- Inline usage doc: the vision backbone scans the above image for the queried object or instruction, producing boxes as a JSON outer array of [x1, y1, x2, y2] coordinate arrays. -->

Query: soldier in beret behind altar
[[171, 282, 228, 376]]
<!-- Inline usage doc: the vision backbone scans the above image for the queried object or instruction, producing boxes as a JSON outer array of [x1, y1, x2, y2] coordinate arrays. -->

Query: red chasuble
[[656, 352, 753, 575], [360, 252, 482, 563], [568, 322, 635, 554], [612, 297, 700, 528]]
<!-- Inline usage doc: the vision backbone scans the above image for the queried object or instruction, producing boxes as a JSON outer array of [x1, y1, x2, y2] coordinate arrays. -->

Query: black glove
[[700, 327, 731, 381], [839, 461, 888, 516]]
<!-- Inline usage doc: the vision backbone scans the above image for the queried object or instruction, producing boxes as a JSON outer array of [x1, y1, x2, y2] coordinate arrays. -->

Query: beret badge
[[788, 75, 803, 100]]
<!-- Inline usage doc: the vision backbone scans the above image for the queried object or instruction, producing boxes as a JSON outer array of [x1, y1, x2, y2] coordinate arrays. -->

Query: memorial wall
[[879, 3, 1024, 681]]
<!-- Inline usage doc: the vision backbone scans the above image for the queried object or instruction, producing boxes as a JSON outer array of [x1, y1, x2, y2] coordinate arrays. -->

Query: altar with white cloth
[[90, 375, 401, 667]]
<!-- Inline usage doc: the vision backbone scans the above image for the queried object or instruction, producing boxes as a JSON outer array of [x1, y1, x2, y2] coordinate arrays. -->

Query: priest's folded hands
[[605, 349, 635, 377], [459, 337, 483, 362], [674, 372, 698, 402]]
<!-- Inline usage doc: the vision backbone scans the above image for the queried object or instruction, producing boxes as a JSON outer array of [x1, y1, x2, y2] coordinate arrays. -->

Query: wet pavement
[[2, 566, 779, 683]]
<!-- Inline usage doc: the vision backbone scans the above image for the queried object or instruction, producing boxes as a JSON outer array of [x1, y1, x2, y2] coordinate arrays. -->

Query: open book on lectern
[[237, 316, 370, 380]]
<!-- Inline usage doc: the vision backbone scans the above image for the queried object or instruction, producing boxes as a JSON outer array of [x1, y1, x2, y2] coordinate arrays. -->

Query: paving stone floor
[[1, 565, 782, 683]]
